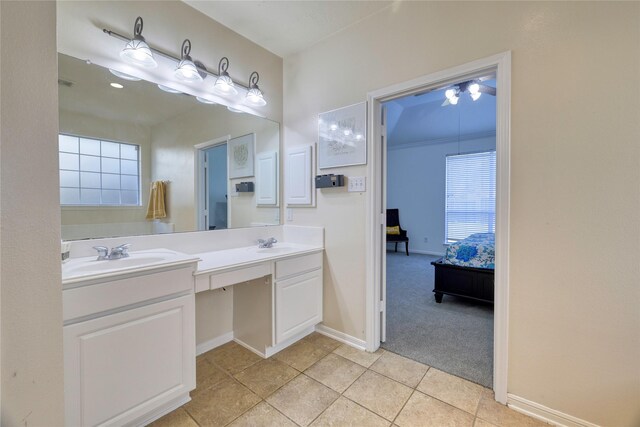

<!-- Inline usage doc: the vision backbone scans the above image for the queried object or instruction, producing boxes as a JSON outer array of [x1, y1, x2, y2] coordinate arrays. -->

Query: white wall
[[283, 2, 640, 425], [387, 135, 496, 255], [0, 2, 64, 424]]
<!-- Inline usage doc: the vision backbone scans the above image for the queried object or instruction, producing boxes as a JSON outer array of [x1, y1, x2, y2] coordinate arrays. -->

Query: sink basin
[[254, 247, 291, 254], [246, 244, 295, 255], [62, 249, 199, 284], [66, 256, 168, 275]]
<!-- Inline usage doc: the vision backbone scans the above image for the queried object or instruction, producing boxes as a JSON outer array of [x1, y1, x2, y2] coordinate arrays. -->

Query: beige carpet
[[382, 251, 494, 387]]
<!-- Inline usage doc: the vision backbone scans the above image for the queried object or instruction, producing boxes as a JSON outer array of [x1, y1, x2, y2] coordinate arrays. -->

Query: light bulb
[[449, 96, 459, 105], [330, 124, 338, 131], [470, 92, 481, 101], [355, 134, 363, 140], [445, 88, 456, 99], [468, 83, 480, 94], [343, 129, 351, 136]]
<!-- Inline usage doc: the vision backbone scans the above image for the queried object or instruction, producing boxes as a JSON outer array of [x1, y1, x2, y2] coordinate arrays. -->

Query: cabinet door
[[256, 151, 278, 206], [285, 145, 313, 206], [275, 269, 322, 343], [64, 295, 195, 427]]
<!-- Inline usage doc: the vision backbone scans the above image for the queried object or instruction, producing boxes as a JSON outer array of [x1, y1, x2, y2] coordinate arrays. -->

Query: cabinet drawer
[[63, 267, 193, 322], [275, 252, 322, 279], [210, 263, 270, 290]]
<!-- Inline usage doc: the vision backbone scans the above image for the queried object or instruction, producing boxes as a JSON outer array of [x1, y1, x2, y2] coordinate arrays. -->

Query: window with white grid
[[59, 134, 140, 206], [445, 150, 496, 242]]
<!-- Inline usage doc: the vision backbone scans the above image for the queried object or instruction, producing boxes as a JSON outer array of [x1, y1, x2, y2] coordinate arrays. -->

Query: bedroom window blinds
[[445, 150, 496, 242], [59, 134, 141, 206]]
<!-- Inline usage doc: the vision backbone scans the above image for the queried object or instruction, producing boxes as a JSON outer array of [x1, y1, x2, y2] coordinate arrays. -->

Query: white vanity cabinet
[[195, 247, 323, 357], [274, 252, 323, 343], [63, 265, 196, 427]]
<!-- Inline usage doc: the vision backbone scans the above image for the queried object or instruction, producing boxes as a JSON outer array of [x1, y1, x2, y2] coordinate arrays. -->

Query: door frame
[[195, 135, 230, 231], [365, 51, 511, 403]]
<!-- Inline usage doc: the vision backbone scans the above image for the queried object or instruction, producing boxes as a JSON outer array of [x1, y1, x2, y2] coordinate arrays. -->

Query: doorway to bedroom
[[381, 73, 497, 388]]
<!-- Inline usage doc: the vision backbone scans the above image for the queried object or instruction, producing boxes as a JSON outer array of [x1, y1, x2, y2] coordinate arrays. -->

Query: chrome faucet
[[257, 237, 277, 248], [92, 243, 131, 260]]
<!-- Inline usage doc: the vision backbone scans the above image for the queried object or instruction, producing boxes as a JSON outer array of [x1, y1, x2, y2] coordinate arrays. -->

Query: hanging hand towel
[[146, 181, 167, 220]]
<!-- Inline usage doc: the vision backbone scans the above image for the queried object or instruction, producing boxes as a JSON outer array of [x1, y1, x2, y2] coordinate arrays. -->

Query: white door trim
[[195, 135, 230, 231], [365, 51, 511, 404]]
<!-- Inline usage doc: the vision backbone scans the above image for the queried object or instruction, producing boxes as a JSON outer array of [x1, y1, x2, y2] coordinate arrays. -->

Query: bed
[[430, 233, 495, 304]]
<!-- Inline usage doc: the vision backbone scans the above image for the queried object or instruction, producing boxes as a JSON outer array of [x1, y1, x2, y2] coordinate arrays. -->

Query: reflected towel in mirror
[[146, 181, 167, 220]]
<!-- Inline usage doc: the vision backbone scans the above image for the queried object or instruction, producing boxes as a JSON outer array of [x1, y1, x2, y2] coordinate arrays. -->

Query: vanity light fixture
[[175, 39, 203, 82], [245, 71, 267, 107], [109, 69, 141, 81], [119, 17, 157, 68], [157, 84, 182, 94], [213, 57, 238, 95], [196, 96, 216, 105], [110, 82, 124, 89], [104, 20, 269, 107]]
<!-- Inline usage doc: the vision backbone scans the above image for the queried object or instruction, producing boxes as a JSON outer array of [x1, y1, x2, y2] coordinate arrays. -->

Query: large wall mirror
[[58, 53, 280, 240]]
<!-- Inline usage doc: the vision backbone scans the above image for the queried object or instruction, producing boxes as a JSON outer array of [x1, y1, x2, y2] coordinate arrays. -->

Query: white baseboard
[[196, 331, 234, 356], [264, 326, 316, 358], [132, 394, 190, 426], [315, 324, 366, 351], [507, 394, 600, 427]]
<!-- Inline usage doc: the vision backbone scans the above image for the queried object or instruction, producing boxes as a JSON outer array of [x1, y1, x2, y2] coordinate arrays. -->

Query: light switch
[[348, 176, 366, 192], [287, 208, 293, 221]]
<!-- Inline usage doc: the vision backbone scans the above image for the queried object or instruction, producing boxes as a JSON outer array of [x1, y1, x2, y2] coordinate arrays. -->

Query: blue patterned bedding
[[443, 233, 495, 269]]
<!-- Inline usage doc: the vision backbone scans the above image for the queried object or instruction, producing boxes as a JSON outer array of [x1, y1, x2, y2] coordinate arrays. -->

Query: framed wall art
[[318, 102, 367, 169], [228, 133, 255, 179]]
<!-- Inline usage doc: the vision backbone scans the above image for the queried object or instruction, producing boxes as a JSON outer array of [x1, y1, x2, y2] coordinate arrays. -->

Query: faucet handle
[[92, 246, 109, 260], [113, 243, 131, 257]]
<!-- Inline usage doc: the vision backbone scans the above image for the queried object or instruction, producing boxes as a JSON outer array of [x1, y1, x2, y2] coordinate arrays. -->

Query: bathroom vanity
[[62, 226, 324, 426]]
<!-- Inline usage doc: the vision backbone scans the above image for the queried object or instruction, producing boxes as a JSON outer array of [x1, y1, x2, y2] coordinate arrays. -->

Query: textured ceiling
[[183, 1, 393, 57]]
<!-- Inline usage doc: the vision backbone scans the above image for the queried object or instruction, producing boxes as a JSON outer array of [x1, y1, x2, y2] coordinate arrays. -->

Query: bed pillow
[[387, 226, 400, 235]]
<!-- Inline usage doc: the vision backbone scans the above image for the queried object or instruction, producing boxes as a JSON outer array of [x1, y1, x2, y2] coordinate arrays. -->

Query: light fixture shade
[[109, 69, 141, 81], [449, 95, 459, 105], [445, 88, 457, 100], [245, 71, 267, 107], [213, 57, 238, 95], [175, 59, 202, 82], [157, 84, 181, 94], [120, 17, 157, 68], [470, 92, 481, 101], [468, 83, 480, 94], [196, 96, 216, 105], [174, 39, 203, 82]]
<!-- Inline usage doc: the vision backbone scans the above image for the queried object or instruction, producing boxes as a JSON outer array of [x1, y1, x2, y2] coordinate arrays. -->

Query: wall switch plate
[[286, 208, 293, 221], [348, 176, 366, 192]]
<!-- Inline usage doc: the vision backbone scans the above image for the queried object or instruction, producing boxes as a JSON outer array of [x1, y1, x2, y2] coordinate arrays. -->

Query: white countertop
[[62, 249, 200, 286], [194, 242, 323, 276]]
